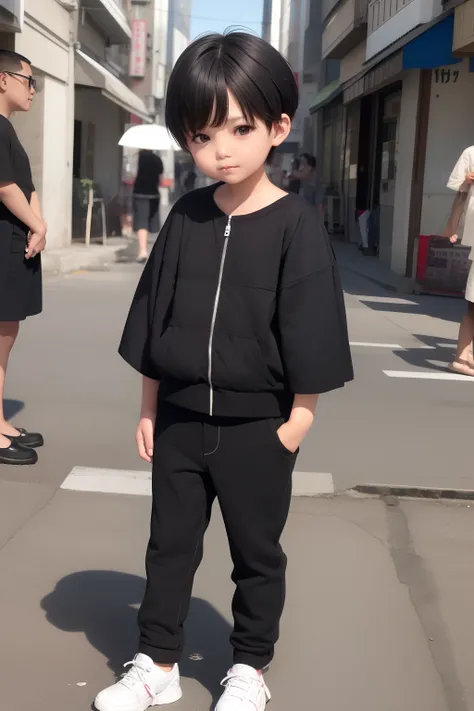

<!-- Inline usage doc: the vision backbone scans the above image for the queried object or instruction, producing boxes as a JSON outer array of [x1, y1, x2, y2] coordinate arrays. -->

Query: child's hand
[[136, 416, 155, 463], [277, 421, 307, 454]]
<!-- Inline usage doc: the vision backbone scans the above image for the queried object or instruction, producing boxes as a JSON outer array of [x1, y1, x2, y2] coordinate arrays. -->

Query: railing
[[356, 0, 370, 23], [368, 0, 415, 34]]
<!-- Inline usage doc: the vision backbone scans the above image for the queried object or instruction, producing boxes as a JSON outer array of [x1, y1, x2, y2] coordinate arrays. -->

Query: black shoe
[[5, 428, 44, 448], [0, 439, 38, 465]]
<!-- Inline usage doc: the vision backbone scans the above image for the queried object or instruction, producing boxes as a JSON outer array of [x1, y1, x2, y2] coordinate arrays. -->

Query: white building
[[1, 0, 77, 250], [316, 0, 472, 280]]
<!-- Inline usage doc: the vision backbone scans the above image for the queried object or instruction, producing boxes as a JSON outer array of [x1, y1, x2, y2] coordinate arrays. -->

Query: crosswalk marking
[[350, 341, 403, 349], [383, 370, 474, 382], [61, 467, 151, 496], [61, 467, 334, 497]]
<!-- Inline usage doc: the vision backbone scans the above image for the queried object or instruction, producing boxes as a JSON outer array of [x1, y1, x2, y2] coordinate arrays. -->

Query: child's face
[[186, 91, 290, 185]]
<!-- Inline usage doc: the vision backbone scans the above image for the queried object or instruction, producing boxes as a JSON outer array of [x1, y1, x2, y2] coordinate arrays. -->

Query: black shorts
[[0, 223, 42, 322], [133, 196, 161, 233]]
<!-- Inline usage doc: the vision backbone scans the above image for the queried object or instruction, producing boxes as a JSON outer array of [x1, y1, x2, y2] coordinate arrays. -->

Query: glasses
[[4, 72, 37, 91]]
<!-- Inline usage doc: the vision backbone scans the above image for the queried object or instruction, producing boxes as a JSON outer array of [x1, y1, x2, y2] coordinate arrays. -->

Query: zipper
[[208, 215, 232, 415]]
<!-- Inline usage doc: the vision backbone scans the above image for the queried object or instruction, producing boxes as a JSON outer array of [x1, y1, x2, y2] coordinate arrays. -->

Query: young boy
[[0, 50, 46, 465], [95, 32, 353, 711]]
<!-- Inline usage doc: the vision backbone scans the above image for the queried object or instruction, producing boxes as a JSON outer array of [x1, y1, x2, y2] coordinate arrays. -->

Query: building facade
[[306, 0, 474, 279], [1, 0, 77, 250]]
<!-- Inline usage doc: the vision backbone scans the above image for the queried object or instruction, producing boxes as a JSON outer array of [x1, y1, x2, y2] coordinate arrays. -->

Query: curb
[[42, 240, 128, 275], [353, 483, 474, 501], [340, 265, 420, 295]]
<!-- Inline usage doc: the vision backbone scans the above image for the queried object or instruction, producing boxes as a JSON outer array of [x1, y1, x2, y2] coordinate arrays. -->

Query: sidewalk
[[0, 487, 472, 711], [333, 240, 418, 294], [43, 205, 173, 275]]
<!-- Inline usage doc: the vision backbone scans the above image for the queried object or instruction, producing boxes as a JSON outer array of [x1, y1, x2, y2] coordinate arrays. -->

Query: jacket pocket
[[151, 325, 208, 383], [211, 333, 276, 392]]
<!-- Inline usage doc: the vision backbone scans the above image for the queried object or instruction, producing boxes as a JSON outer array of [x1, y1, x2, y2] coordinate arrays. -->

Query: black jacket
[[119, 184, 353, 418]]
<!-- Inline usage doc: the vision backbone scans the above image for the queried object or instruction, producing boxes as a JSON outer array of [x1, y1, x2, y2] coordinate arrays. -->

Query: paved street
[[1, 245, 474, 710]]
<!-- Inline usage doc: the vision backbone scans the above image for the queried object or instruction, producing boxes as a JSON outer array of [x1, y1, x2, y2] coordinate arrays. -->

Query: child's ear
[[272, 114, 291, 147]]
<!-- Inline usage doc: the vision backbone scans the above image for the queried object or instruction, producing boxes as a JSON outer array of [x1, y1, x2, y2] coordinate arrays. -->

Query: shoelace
[[220, 671, 265, 703], [119, 658, 153, 690]]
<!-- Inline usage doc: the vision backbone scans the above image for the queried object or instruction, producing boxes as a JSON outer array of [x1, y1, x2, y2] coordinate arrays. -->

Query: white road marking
[[383, 370, 474, 382], [351, 341, 456, 351], [292, 471, 334, 496], [61, 467, 334, 497], [61, 467, 152, 496], [350, 341, 403, 349]]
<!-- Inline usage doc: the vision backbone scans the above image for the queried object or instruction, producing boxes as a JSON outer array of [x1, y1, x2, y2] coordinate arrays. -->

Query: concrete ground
[[0, 488, 473, 711], [1, 238, 474, 710]]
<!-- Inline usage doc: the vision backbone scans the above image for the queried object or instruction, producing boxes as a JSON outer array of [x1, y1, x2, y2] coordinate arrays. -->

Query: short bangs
[[165, 32, 299, 150]]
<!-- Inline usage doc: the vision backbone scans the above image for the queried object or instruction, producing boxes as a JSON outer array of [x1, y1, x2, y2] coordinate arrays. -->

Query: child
[[95, 31, 353, 711]]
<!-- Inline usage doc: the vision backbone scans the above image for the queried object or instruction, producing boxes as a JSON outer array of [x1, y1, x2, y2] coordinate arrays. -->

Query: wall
[[11, 76, 45, 200], [420, 58, 474, 237], [13, 0, 74, 249], [74, 87, 124, 203], [341, 40, 366, 83], [391, 70, 420, 274], [322, 0, 356, 58], [77, 14, 108, 60], [367, 0, 442, 60], [41, 76, 72, 248]]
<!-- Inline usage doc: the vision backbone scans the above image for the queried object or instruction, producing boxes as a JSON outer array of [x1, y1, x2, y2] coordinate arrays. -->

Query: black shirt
[[0, 115, 35, 232], [119, 183, 353, 418], [133, 151, 164, 197]]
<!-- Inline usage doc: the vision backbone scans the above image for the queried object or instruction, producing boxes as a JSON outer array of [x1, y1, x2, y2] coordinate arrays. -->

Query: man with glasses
[[0, 50, 46, 465]]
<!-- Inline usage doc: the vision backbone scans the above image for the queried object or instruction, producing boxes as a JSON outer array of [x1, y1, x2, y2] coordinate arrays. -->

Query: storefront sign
[[129, 19, 147, 78]]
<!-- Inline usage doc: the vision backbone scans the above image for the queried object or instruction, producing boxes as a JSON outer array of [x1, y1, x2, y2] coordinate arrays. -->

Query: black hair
[[0, 50, 31, 72], [165, 31, 299, 153], [301, 153, 316, 169]]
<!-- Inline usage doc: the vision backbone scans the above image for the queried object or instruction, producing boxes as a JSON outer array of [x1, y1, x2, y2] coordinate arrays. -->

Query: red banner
[[129, 19, 147, 78]]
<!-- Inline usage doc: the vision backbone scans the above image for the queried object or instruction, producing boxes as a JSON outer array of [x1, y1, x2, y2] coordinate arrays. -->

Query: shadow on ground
[[3, 399, 24, 420], [41, 571, 232, 706], [391, 334, 458, 373]]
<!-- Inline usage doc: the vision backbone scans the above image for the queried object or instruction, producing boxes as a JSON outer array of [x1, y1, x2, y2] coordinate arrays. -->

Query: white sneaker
[[215, 664, 271, 711], [94, 654, 182, 711]]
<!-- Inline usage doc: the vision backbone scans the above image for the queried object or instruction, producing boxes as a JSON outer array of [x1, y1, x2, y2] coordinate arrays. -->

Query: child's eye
[[235, 125, 254, 136], [193, 133, 210, 144]]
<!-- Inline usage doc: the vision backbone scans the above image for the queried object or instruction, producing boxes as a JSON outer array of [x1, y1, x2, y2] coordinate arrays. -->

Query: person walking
[[95, 31, 353, 711], [445, 147, 474, 376], [0, 50, 45, 465], [133, 149, 164, 264]]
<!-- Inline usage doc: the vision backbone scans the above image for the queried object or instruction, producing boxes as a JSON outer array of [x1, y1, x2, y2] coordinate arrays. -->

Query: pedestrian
[[287, 157, 301, 194], [445, 146, 474, 376], [0, 50, 45, 465], [183, 168, 196, 192], [95, 32, 353, 711], [133, 149, 164, 264]]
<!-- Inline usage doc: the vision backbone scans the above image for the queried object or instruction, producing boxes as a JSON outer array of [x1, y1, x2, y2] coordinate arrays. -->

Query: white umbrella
[[119, 124, 181, 151]]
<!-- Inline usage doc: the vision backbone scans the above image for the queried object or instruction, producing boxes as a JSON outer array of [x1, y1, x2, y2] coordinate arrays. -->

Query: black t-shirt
[[0, 115, 35, 231], [133, 151, 164, 197], [119, 184, 354, 418]]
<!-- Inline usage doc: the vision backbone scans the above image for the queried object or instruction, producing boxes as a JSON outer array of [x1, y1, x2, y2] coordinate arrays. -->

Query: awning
[[309, 79, 342, 114], [402, 15, 461, 70], [75, 49, 150, 122], [341, 7, 454, 101]]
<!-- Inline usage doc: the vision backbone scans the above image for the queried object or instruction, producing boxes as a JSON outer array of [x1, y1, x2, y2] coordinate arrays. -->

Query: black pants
[[138, 403, 297, 670]]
